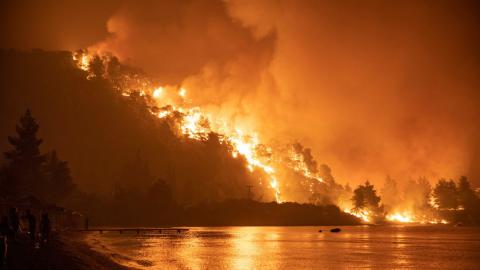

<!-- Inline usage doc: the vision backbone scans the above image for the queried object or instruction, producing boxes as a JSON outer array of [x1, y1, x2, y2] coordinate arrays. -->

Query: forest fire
[[386, 212, 449, 224], [72, 52, 91, 72], [71, 50, 477, 226], [73, 50, 285, 202], [344, 209, 371, 223], [3, 1, 480, 269]]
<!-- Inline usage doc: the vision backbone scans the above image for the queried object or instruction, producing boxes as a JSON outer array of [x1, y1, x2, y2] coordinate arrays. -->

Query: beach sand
[[4, 232, 134, 270]]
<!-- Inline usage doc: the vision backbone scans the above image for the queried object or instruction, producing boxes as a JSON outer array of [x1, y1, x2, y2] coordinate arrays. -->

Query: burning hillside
[[70, 50, 478, 225], [72, 50, 340, 204], [2, 49, 476, 225]]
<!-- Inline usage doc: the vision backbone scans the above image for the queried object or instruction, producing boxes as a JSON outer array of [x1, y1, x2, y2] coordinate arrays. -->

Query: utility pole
[[246, 185, 253, 200]]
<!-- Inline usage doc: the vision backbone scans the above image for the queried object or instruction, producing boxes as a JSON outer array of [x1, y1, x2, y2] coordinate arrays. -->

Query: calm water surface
[[86, 225, 480, 269]]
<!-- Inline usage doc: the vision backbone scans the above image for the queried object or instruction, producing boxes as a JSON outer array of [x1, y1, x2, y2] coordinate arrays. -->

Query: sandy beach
[[4, 232, 133, 270]]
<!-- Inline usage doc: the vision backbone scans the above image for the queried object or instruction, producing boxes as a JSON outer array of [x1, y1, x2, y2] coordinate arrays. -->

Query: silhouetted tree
[[292, 143, 318, 174], [3, 109, 46, 197], [457, 176, 477, 210], [89, 55, 105, 78], [415, 177, 432, 209], [352, 181, 383, 221], [433, 179, 458, 209], [318, 164, 335, 185], [43, 151, 75, 203]]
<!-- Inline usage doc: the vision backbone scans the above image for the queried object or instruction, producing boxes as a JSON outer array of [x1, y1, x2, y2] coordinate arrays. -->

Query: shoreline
[[5, 231, 134, 270], [5, 224, 474, 269]]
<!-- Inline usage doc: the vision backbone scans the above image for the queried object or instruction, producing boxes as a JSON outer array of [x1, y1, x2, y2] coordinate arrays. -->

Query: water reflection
[[230, 227, 259, 270], [89, 226, 480, 270]]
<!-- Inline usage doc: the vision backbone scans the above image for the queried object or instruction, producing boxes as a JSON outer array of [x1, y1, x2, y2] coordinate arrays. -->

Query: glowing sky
[[1, 0, 479, 186]]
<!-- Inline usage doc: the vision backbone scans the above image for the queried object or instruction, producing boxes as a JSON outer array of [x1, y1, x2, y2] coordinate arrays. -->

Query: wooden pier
[[78, 228, 189, 234]]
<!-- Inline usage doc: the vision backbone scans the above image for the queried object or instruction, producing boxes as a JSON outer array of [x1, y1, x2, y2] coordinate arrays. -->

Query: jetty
[[78, 228, 189, 234]]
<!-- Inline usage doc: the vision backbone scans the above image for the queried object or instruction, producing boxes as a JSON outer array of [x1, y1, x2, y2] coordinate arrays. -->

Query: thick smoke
[[2, 0, 480, 187], [226, 0, 480, 185]]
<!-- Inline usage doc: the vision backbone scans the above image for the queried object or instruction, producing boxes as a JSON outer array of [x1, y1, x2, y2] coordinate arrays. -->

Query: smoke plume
[[2, 0, 480, 187]]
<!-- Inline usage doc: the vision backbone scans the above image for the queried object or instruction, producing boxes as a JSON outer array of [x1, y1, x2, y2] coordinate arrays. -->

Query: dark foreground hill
[[87, 199, 360, 226], [181, 200, 360, 226]]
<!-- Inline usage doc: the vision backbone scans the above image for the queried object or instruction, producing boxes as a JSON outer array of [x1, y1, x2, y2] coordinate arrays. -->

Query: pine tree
[[43, 151, 75, 203], [433, 179, 458, 209], [352, 181, 383, 220], [4, 109, 46, 197], [457, 176, 477, 210]]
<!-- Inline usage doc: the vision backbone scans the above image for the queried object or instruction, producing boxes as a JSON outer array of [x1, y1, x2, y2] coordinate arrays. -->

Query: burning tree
[[351, 181, 383, 222]]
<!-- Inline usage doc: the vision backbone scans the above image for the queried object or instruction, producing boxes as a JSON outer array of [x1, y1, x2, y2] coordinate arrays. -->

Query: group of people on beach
[[0, 208, 51, 266]]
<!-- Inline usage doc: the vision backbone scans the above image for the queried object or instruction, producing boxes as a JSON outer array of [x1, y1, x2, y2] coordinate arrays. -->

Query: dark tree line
[[431, 177, 479, 210], [0, 110, 75, 204]]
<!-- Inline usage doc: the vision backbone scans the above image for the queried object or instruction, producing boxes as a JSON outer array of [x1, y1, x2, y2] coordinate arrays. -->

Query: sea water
[[86, 225, 480, 269]]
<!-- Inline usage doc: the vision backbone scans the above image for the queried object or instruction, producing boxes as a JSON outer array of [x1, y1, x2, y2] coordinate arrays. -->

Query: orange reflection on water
[[230, 227, 260, 270]]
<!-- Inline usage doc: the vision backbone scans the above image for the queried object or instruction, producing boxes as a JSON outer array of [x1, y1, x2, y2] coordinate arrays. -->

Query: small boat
[[330, 228, 341, 233]]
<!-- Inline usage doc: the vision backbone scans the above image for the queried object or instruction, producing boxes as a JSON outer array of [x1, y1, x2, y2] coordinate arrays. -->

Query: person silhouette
[[40, 212, 51, 243], [25, 210, 36, 243], [9, 207, 20, 240], [0, 216, 10, 236], [0, 216, 9, 266]]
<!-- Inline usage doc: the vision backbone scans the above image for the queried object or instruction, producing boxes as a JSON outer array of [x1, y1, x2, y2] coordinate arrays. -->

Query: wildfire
[[152, 87, 164, 98], [289, 148, 323, 183], [386, 212, 414, 223], [386, 211, 449, 224], [344, 208, 371, 223], [73, 51, 283, 202], [72, 52, 90, 72], [70, 51, 458, 223], [179, 87, 187, 98]]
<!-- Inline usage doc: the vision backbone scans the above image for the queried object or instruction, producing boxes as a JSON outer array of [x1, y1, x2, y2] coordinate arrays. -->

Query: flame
[[153, 87, 164, 98], [386, 211, 449, 224], [289, 148, 323, 183], [73, 52, 90, 71], [179, 87, 187, 98], [344, 208, 371, 223], [386, 212, 414, 223]]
